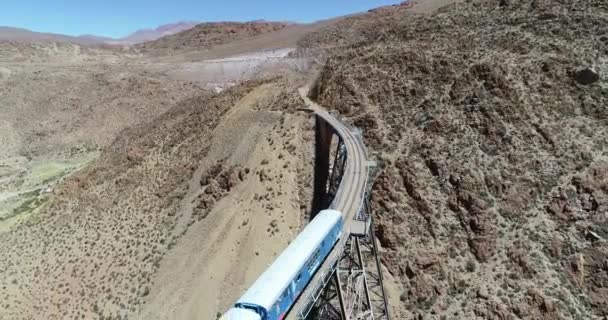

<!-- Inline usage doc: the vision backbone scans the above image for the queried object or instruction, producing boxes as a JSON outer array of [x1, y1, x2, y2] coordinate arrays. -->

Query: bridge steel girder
[[303, 114, 389, 320], [304, 207, 390, 320], [305, 227, 390, 320], [306, 272, 345, 320], [328, 140, 347, 201], [357, 214, 390, 320], [336, 235, 371, 320]]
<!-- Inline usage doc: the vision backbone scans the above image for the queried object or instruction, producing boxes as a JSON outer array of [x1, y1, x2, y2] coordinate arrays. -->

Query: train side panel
[[267, 213, 344, 320], [230, 210, 344, 320]]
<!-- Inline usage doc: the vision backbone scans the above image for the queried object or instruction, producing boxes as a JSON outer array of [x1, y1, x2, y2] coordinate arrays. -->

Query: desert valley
[[1, 0, 607, 319]]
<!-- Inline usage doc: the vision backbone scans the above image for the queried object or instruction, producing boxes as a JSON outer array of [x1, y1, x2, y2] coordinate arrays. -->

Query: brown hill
[[0, 74, 313, 319], [0, 26, 110, 44], [0, 22, 198, 46], [107, 22, 199, 45], [138, 21, 293, 53], [303, 0, 607, 318]]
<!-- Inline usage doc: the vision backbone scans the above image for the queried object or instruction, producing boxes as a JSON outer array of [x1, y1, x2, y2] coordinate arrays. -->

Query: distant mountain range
[[0, 22, 200, 45]]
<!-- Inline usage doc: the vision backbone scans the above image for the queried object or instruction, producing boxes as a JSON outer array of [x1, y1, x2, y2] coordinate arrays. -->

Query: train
[[221, 209, 344, 320]]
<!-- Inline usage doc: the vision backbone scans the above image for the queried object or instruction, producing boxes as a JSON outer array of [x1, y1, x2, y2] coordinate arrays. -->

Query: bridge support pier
[[312, 115, 346, 219], [312, 115, 333, 217], [293, 113, 389, 320], [354, 215, 390, 320]]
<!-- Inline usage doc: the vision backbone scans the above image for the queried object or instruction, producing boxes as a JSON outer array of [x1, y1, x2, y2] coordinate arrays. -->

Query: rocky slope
[[108, 22, 199, 45], [0, 44, 203, 226], [0, 25, 323, 317], [0, 78, 313, 319], [0, 72, 227, 318], [303, 0, 608, 318], [138, 21, 292, 53]]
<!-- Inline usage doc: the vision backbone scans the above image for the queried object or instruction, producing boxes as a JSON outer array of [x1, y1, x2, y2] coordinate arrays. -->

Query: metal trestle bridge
[[285, 90, 390, 320]]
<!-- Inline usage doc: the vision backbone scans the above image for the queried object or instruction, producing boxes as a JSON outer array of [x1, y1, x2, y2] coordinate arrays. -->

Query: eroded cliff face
[[306, 0, 608, 318]]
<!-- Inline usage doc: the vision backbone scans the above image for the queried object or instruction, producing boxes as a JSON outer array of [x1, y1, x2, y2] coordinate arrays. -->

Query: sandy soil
[[138, 84, 313, 319]]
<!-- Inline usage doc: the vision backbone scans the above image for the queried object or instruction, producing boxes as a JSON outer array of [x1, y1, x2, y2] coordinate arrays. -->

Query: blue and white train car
[[221, 209, 344, 320], [222, 308, 261, 320]]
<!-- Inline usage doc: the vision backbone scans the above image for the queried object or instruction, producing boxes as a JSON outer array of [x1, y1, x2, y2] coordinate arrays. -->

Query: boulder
[[574, 67, 600, 85], [126, 146, 144, 163]]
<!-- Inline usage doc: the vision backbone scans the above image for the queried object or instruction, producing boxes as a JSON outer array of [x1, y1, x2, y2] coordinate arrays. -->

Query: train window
[[296, 273, 302, 282], [306, 249, 322, 273]]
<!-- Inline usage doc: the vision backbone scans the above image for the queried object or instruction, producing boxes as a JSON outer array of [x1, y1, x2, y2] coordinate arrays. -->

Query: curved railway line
[[286, 89, 371, 319], [222, 87, 377, 320]]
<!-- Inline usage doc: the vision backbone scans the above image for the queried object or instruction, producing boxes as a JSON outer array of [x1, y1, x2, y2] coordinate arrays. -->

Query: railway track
[[220, 87, 371, 320], [285, 89, 370, 319]]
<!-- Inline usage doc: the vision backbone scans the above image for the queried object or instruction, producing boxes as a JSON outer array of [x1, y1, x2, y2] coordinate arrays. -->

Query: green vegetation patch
[[0, 190, 47, 221], [30, 162, 73, 186], [0, 152, 98, 227], [11, 194, 46, 216]]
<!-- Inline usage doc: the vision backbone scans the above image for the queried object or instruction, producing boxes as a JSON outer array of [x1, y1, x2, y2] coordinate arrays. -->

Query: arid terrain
[[1, 0, 606, 319], [304, 0, 608, 318], [138, 21, 293, 53], [0, 19, 316, 320]]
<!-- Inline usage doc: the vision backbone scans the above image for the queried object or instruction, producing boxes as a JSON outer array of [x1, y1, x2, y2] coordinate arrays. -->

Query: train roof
[[220, 308, 261, 320], [237, 209, 342, 310]]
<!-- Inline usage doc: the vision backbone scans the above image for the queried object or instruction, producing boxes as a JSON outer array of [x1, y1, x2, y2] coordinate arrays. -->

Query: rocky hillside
[[107, 22, 199, 45], [138, 21, 292, 53], [298, 1, 414, 51], [0, 71, 314, 319], [304, 0, 608, 318], [0, 84, 227, 318]]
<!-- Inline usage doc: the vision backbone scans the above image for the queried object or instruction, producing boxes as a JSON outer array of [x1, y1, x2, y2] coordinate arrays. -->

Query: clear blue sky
[[0, 0, 402, 38]]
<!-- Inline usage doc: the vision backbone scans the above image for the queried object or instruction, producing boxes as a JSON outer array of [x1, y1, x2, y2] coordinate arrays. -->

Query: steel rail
[[286, 92, 370, 320]]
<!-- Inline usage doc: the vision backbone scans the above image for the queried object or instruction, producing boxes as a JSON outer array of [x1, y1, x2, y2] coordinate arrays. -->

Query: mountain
[[108, 22, 199, 45], [138, 21, 293, 52], [0, 26, 94, 44], [0, 22, 199, 45], [76, 34, 114, 43]]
